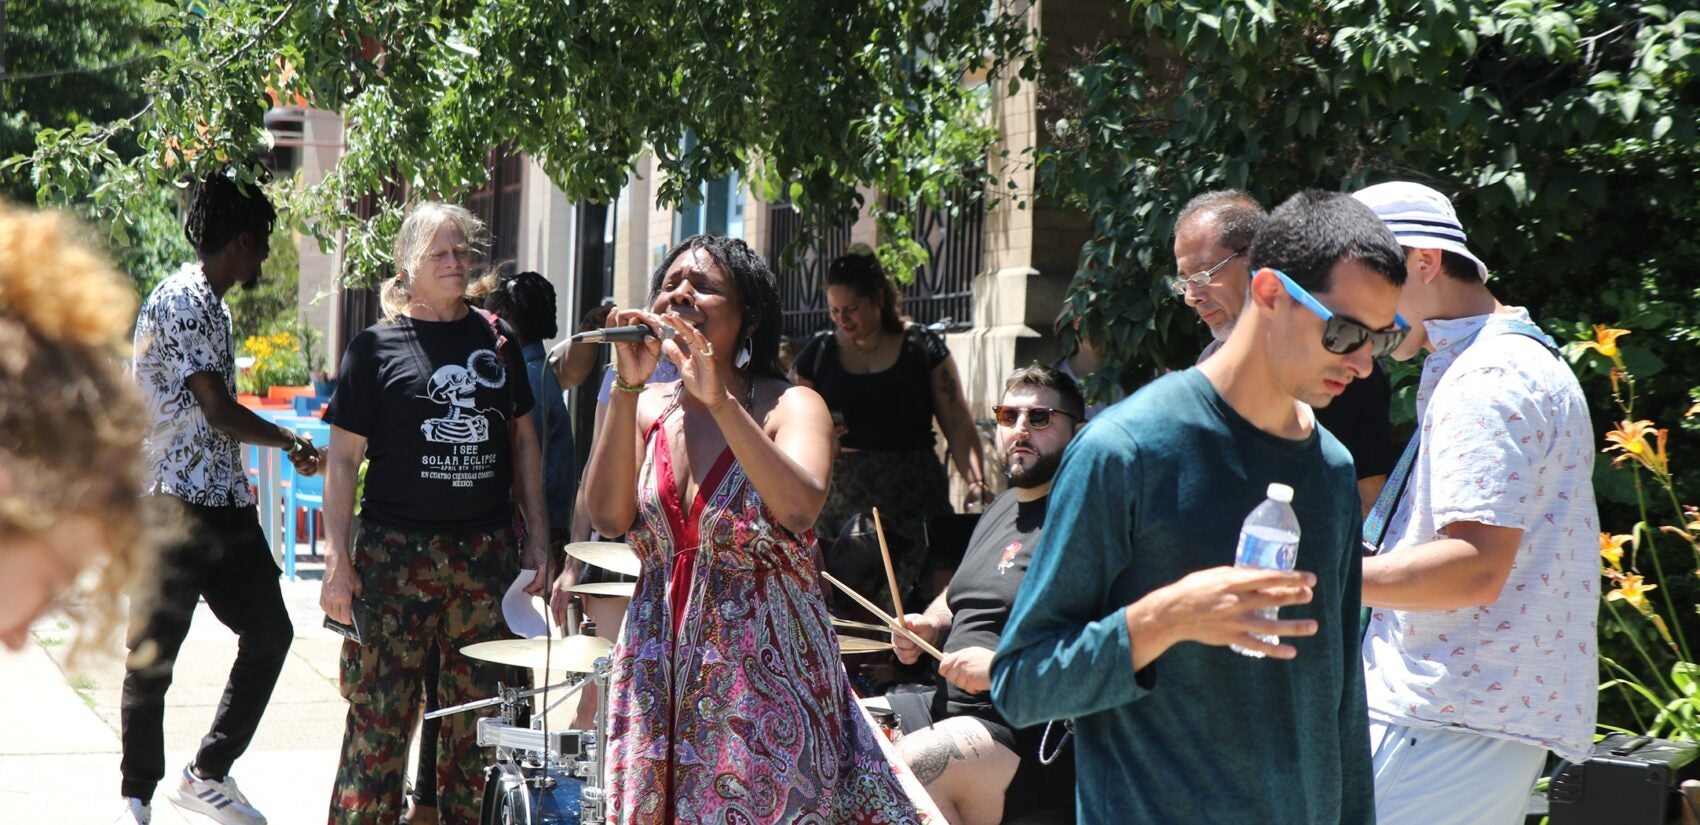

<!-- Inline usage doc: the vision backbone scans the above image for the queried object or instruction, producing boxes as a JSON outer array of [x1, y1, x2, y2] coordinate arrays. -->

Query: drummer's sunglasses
[[992, 406, 1077, 431], [1268, 268, 1410, 358]]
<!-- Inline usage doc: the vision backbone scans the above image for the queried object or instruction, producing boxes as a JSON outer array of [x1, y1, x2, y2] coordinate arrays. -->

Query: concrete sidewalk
[[0, 563, 347, 825]]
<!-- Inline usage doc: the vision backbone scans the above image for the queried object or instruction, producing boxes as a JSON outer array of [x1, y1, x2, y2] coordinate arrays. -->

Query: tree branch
[[212, 0, 301, 74]]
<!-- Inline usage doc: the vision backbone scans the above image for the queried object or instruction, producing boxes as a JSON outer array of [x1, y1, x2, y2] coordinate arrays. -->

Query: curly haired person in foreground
[[0, 203, 151, 659]]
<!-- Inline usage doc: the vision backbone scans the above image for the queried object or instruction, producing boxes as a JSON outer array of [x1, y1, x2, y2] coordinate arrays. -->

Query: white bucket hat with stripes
[[1351, 181, 1490, 281]]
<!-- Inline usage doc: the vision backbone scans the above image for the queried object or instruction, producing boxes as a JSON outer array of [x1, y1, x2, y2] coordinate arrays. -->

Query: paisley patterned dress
[[604, 389, 925, 824]]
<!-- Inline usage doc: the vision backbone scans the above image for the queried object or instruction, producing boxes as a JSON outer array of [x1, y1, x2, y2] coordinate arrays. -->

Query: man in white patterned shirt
[[119, 171, 322, 825], [1353, 181, 1598, 825]]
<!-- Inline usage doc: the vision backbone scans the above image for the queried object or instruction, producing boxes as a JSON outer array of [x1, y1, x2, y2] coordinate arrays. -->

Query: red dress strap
[[653, 418, 736, 635]]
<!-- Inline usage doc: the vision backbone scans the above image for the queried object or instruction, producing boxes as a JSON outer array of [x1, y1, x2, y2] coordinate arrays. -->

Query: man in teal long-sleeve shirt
[[992, 190, 1408, 824]]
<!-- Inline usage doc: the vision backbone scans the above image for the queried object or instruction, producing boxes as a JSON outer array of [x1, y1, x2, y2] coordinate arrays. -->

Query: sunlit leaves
[[1041, 0, 1700, 392], [13, 0, 1033, 285]]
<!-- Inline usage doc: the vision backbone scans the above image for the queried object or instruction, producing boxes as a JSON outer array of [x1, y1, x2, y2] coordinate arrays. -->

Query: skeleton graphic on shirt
[[420, 349, 505, 444]]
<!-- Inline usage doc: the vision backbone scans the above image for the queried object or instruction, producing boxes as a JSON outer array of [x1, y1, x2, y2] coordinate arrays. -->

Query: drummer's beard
[[1001, 440, 1063, 489]]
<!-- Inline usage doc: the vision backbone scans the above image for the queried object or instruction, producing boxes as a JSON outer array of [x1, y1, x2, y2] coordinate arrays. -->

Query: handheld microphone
[[569, 324, 678, 344]]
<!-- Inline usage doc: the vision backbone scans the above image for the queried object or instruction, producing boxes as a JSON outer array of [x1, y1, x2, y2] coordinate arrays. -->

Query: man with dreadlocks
[[117, 170, 321, 825]]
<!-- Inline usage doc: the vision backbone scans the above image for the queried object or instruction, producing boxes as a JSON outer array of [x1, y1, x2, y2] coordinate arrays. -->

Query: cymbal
[[462, 636, 613, 672], [569, 581, 636, 598], [566, 542, 641, 577], [837, 636, 894, 654]]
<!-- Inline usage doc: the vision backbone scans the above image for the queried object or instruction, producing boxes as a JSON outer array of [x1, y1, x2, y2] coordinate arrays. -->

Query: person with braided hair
[[483, 270, 577, 541], [118, 170, 322, 825]]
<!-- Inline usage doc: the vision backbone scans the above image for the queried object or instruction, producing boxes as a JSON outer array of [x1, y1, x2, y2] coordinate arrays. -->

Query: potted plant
[[237, 328, 310, 399]]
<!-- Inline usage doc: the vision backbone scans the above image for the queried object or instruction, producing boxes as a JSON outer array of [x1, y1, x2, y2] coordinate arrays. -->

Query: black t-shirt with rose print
[[325, 312, 534, 532]]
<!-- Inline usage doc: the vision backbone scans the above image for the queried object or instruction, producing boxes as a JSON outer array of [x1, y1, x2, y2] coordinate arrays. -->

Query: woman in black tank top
[[792, 251, 986, 610]]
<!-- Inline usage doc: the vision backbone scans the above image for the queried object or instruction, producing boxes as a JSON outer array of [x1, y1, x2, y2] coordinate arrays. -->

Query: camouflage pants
[[328, 522, 525, 824]]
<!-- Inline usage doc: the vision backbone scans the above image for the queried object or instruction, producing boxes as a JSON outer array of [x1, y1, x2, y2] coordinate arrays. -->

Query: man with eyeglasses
[[881, 364, 1083, 825], [1176, 190, 1397, 516], [993, 191, 1405, 824], [1352, 182, 1598, 825]]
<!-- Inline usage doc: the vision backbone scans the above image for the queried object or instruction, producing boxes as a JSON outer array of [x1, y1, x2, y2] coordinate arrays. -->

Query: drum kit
[[437, 540, 899, 824], [428, 541, 635, 825]]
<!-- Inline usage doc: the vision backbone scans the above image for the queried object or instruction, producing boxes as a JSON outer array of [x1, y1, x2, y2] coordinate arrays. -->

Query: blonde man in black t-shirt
[[883, 365, 1085, 825]]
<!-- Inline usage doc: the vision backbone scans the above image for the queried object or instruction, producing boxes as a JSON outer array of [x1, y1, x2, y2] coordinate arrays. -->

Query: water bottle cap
[[1266, 483, 1293, 503]]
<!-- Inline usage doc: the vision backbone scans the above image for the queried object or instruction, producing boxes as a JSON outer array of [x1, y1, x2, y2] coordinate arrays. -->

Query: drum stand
[[430, 658, 614, 824], [578, 656, 612, 824]]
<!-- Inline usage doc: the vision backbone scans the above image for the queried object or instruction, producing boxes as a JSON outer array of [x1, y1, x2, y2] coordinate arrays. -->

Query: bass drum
[[480, 764, 584, 825]]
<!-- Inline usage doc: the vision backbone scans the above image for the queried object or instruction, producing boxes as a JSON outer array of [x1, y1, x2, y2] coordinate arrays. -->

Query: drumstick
[[872, 507, 906, 619], [832, 617, 889, 633], [821, 571, 944, 660]]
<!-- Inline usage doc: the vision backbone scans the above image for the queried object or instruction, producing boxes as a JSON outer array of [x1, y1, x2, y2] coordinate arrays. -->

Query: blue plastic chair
[[293, 394, 330, 416], [281, 458, 323, 581], [280, 419, 331, 580]]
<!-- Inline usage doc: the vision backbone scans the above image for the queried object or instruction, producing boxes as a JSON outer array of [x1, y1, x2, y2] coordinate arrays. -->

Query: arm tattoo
[[909, 735, 966, 785], [937, 368, 959, 401]]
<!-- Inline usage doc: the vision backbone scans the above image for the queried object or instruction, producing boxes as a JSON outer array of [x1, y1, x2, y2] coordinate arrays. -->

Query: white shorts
[[1370, 720, 1548, 825]]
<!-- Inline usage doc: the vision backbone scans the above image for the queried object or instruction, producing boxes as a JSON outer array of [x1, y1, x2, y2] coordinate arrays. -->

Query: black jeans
[[120, 497, 293, 800]]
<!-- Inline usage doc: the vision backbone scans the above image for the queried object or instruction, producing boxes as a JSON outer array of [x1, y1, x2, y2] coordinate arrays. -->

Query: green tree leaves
[[11, 0, 1033, 286], [1042, 0, 1700, 404]]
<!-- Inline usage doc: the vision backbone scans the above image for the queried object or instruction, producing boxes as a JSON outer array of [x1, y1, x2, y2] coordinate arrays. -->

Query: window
[[673, 170, 745, 242], [671, 133, 745, 242], [466, 145, 524, 263]]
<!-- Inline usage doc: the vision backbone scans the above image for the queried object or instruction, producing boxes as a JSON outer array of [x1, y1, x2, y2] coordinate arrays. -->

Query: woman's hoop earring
[[735, 336, 753, 369]]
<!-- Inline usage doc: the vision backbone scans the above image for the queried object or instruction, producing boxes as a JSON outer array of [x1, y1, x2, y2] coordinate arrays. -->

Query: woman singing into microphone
[[586, 235, 922, 823]]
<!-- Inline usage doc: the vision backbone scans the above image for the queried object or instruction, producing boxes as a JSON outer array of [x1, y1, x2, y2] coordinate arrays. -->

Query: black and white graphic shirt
[[323, 312, 534, 532], [133, 262, 254, 507]]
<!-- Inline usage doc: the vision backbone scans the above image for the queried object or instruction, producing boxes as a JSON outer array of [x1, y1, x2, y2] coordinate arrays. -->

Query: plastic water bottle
[[1230, 483, 1301, 658]]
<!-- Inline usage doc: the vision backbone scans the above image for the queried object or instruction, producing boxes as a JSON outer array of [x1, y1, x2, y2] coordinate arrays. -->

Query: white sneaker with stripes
[[111, 798, 150, 824], [168, 764, 267, 825]]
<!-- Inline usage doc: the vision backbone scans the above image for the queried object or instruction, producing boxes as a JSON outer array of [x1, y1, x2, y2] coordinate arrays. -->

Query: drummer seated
[[882, 366, 1083, 825]]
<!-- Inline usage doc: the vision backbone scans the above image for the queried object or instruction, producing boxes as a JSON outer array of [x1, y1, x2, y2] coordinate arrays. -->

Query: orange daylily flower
[[1576, 325, 1630, 361], [1604, 419, 1669, 476], [1606, 573, 1658, 613], [1650, 427, 1671, 477], [1661, 506, 1700, 547], [1599, 532, 1631, 570]]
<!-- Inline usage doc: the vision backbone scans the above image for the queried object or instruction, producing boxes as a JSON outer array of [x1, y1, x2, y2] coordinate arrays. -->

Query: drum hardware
[[477, 716, 591, 759], [460, 653, 615, 824], [425, 679, 583, 723], [867, 705, 903, 743]]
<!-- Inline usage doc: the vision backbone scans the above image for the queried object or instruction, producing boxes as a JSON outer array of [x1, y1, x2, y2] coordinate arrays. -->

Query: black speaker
[[1546, 734, 1699, 824]]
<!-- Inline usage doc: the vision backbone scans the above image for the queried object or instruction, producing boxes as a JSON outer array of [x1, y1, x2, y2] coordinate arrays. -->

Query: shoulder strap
[[1475, 316, 1561, 358], [810, 329, 832, 377], [472, 308, 518, 422], [1365, 316, 1557, 551], [1362, 432, 1420, 556], [473, 307, 508, 355]]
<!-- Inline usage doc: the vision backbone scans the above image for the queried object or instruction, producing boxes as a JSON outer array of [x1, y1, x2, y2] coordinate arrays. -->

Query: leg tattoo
[[909, 734, 966, 786]]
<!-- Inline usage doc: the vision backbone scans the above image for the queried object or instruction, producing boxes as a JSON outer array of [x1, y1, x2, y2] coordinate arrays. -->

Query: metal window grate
[[769, 204, 854, 339], [770, 191, 984, 340], [890, 190, 983, 332]]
